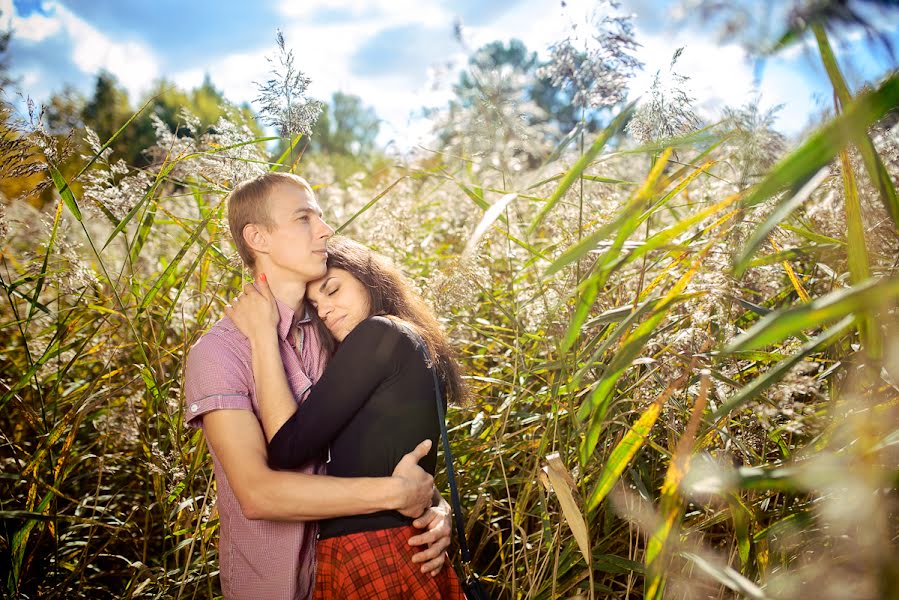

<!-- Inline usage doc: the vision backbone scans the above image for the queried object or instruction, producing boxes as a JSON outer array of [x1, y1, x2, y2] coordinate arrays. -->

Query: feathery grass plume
[[0, 104, 46, 184], [432, 68, 552, 176], [538, 0, 643, 110], [627, 47, 701, 144], [79, 127, 151, 219], [721, 98, 787, 186], [255, 30, 323, 138], [428, 39, 555, 177], [0, 196, 6, 241]]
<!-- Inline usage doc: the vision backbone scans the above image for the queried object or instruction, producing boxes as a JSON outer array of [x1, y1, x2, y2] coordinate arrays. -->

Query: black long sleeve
[[267, 316, 418, 469], [267, 315, 443, 538]]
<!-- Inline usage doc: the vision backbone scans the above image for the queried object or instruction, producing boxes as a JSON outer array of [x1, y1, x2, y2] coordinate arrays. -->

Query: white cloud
[[1, 0, 61, 41], [9, 0, 867, 149], [174, 15, 451, 147], [277, 0, 449, 27], [4, 0, 159, 100]]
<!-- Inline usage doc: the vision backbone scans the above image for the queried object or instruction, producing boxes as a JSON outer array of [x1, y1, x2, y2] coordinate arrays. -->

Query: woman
[[226, 236, 465, 599]]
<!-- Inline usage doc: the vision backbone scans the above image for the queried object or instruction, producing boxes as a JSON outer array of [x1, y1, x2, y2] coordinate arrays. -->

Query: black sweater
[[267, 315, 442, 539]]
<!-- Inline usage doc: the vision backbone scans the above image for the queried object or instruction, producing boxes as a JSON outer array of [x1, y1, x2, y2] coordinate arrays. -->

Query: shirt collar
[[274, 296, 312, 341]]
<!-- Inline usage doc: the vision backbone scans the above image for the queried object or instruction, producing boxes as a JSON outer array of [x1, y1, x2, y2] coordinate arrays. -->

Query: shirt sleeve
[[266, 317, 409, 469], [183, 333, 252, 428]]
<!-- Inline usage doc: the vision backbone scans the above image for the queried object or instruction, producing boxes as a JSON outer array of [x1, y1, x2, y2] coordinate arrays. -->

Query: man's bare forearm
[[242, 468, 408, 521], [203, 409, 429, 521]]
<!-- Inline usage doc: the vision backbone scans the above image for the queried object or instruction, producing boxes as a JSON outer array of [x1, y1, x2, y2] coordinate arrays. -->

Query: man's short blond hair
[[227, 172, 313, 270]]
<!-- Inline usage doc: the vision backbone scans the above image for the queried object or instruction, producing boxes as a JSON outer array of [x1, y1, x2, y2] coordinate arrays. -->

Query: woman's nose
[[317, 303, 331, 321]]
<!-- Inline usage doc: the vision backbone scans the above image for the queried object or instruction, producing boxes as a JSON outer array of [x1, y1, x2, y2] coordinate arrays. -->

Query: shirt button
[[190, 403, 199, 413]]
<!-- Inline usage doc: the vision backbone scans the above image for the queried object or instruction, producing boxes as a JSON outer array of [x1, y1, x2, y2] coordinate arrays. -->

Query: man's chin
[[302, 266, 328, 283]]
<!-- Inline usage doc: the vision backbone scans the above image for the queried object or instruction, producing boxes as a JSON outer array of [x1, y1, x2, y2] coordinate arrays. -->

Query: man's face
[[261, 183, 334, 283]]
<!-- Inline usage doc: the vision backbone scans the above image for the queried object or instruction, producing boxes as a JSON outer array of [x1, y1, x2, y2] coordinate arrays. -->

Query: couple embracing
[[184, 173, 466, 599]]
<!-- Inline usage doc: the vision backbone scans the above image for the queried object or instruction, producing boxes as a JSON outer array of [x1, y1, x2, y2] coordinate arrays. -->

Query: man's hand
[[391, 440, 434, 519], [409, 494, 452, 576]]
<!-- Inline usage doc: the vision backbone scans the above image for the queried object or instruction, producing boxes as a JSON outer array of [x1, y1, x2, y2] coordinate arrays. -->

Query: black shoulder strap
[[426, 355, 473, 564], [403, 324, 473, 564]]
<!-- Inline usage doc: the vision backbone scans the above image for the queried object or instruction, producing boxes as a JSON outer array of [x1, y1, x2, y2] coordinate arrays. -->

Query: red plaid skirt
[[314, 524, 465, 599]]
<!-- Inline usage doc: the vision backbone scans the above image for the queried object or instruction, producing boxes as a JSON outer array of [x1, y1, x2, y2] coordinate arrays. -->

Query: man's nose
[[318, 217, 334, 239]]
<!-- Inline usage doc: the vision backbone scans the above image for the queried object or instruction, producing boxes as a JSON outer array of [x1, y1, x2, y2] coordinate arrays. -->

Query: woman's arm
[[224, 278, 298, 440], [225, 278, 413, 470], [249, 332, 301, 440], [266, 317, 407, 468]]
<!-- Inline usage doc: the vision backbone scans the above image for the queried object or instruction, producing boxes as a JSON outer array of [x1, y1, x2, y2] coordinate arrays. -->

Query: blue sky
[[2, 0, 897, 148]]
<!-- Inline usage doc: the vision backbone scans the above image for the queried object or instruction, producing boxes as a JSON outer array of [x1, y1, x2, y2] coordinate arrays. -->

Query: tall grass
[[2, 31, 898, 600]]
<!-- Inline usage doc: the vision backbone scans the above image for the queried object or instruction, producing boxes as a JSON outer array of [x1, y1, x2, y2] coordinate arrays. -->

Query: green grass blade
[[814, 23, 899, 229], [677, 552, 767, 599], [721, 277, 899, 354], [733, 73, 899, 274], [562, 278, 598, 351], [102, 160, 177, 251], [584, 376, 682, 513], [270, 133, 304, 171], [735, 167, 830, 276], [528, 101, 636, 235], [740, 73, 899, 211], [545, 147, 674, 278], [464, 193, 518, 256], [74, 95, 156, 180], [138, 211, 219, 311], [571, 297, 664, 389], [49, 166, 82, 221], [710, 315, 853, 421], [337, 176, 408, 233]]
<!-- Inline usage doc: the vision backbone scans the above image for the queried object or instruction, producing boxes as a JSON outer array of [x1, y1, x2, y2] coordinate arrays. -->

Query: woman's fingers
[[258, 273, 274, 300], [410, 509, 436, 532], [410, 538, 449, 575], [409, 524, 450, 557]]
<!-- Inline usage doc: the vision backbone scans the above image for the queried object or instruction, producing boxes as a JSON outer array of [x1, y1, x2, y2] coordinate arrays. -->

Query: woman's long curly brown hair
[[308, 236, 466, 405]]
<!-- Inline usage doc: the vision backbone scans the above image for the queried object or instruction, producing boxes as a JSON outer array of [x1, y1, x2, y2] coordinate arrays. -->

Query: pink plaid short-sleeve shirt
[[184, 297, 328, 600]]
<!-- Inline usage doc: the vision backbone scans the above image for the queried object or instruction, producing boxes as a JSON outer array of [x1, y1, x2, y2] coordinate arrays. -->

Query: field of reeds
[[2, 7, 898, 600]]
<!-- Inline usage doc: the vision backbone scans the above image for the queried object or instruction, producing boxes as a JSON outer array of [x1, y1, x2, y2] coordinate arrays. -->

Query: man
[[184, 172, 451, 600]]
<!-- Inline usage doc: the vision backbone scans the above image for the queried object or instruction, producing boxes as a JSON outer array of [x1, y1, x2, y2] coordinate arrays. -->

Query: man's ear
[[243, 223, 269, 256]]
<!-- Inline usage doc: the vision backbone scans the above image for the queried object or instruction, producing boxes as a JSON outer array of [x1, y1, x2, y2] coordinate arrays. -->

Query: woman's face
[[306, 268, 372, 342]]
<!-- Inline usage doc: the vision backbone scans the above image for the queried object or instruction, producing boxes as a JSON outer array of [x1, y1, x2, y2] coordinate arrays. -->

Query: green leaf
[[677, 552, 768, 599], [544, 147, 677, 277], [337, 176, 408, 233], [464, 193, 518, 256], [585, 392, 665, 513], [721, 277, 899, 354], [736, 167, 830, 275], [48, 166, 82, 221], [102, 160, 176, 250], [270, 133, 304, 171], [813, 23, 899, 228], [711, 315, 853, 421], [528, 101, 636, 235], [734, 73, 899, 274], [138, 210, 219, 311]]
